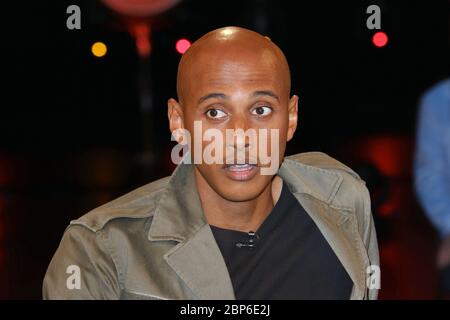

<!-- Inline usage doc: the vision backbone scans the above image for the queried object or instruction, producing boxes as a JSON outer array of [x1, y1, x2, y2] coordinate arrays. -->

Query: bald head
[[168, 27, 298, 204], [176, 26, 291, 105]]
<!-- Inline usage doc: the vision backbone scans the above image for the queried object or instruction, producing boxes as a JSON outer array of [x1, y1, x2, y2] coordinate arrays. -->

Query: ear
[[168, 98, 185, 144], [286, 95, 298, 142]]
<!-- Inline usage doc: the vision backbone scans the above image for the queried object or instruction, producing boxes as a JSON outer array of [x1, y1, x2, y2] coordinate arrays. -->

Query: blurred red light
[[176, 39, 191, 54], [372, 31, 388, 48]]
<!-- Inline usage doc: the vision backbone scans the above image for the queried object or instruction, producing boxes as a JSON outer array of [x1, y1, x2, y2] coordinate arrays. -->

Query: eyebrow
[[251, 90, 280, 102], [198, 90, 279, 104], [198, 93, 227, 104]]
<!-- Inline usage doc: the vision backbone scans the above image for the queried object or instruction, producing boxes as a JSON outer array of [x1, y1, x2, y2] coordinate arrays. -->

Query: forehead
[[180, 47, 288, 100]]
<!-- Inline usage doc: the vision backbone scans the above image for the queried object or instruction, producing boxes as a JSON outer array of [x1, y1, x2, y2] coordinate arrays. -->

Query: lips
[[225, 164, 257, 171], [223, 163, 258, 181]]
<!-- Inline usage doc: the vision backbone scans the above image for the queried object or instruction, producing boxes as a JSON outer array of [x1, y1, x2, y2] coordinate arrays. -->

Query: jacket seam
[[97, 228, 125, 292], [284, 157, 340, 176], [70, 187, 167, 232], [122, 289, 169, 300]]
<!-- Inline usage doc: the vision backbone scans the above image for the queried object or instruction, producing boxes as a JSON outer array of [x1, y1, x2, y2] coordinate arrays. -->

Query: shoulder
[[69, 175, 171, 232], [283, 152, 369, 213], [285, 152, 362, 181]]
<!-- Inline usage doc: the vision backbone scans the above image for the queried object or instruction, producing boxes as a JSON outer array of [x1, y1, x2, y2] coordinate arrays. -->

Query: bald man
[[43, 27, 379, 300]]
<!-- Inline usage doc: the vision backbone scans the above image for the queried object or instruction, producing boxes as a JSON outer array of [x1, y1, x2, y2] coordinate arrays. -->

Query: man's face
[[169, 38, 298, 202]]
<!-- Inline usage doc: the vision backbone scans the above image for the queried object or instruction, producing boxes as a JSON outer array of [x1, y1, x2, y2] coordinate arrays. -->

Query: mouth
[[223, 163, 258, 181]]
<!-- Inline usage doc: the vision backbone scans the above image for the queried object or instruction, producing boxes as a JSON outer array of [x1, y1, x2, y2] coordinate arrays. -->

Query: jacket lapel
[[147, 162, 235, 299], [164, 224, 236, 299], [279, 159, 368, 299], [292, 194, 367, 299]]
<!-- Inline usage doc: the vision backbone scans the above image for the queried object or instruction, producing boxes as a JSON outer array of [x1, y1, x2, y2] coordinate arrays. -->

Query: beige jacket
[[43, 152, 380, 300]]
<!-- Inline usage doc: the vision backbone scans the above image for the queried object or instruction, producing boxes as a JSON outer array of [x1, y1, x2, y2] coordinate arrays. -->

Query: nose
[[226, 114, 252, 151], [229, 112, 248, 131]]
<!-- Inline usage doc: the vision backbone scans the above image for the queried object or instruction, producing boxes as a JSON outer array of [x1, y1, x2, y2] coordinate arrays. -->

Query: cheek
[[182, 115, 204, 152], [260, 117, 289, 153]]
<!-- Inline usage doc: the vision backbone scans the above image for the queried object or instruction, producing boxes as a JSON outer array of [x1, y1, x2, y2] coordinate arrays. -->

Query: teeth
[[227, 164, 255, 172]]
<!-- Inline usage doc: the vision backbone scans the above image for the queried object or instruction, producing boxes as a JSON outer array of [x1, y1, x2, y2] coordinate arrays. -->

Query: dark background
[[0, 0, 449, 299]]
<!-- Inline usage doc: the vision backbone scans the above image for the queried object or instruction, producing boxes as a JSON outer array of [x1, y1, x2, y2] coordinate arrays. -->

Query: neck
[[194, 168, 283, 233]]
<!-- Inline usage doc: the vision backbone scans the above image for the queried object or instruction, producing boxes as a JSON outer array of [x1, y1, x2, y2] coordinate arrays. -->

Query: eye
[[251, 106, 272, 116], [205, 108, 227, 119]]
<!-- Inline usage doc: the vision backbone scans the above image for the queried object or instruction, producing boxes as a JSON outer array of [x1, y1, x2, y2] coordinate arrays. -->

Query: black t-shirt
[[210, 181, 353, 300]]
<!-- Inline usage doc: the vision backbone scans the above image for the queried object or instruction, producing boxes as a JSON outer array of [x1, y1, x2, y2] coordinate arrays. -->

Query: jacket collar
[[147, 161, 205, 242], [278, 157, 344, 205], [148, 158, 345, 242]]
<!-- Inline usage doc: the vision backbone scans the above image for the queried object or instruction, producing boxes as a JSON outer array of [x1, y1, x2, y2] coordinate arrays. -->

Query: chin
[[213, 174, 273, 202], [194, 163, 275, 202]]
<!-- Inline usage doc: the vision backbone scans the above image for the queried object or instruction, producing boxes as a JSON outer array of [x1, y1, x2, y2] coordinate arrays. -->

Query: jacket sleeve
[[360, 181, 380, 300], [43, 225, 121, 299], [414, 86, 450, 237]]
